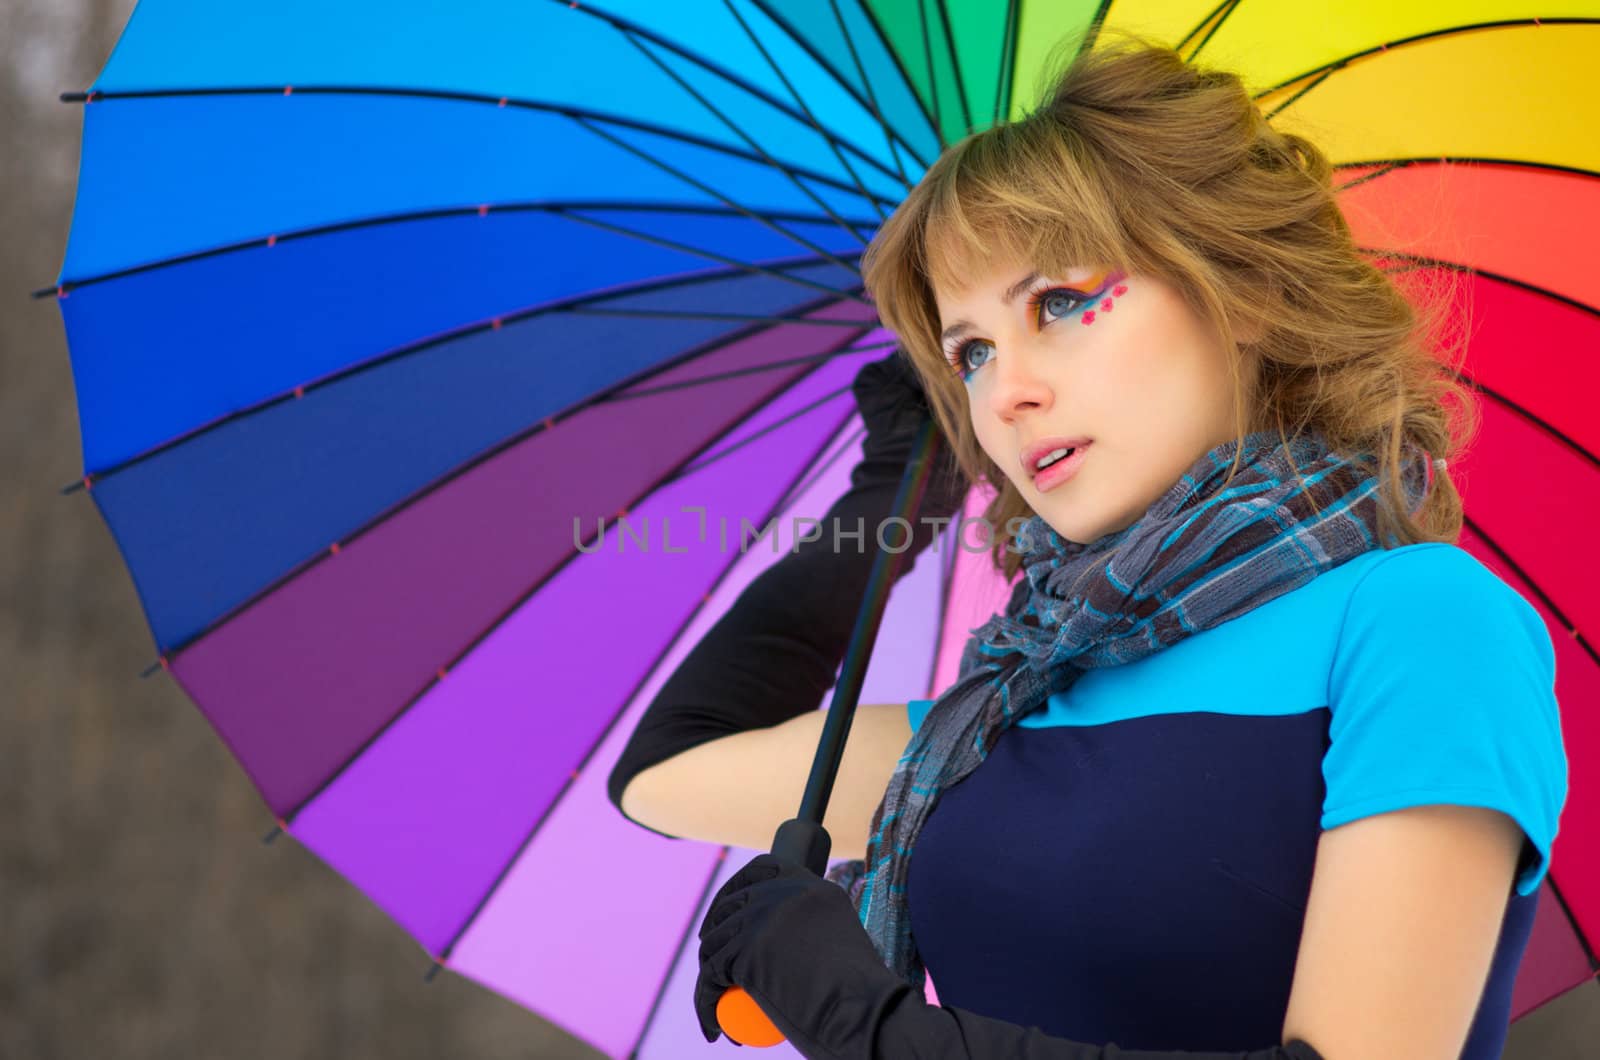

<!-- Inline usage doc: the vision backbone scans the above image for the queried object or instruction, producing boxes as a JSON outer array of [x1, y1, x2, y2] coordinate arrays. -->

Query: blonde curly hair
[[862, 32, 1478, 581]]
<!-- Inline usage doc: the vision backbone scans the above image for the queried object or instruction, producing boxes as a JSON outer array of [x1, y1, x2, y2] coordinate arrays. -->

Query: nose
[[986, 343, 1054, 424]]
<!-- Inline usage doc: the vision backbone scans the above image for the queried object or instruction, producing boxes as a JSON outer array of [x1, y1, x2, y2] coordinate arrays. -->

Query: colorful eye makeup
[[943, 268, 1130, 382]]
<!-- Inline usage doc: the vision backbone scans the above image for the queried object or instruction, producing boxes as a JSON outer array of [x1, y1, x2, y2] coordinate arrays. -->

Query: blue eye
[[946, 339, 994, 380], [942, 286, 1093, 382]]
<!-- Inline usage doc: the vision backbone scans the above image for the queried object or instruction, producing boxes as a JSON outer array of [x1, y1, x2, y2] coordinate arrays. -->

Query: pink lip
[[1031, 443, 1091, 493], [1022, 437, 1093, 480]]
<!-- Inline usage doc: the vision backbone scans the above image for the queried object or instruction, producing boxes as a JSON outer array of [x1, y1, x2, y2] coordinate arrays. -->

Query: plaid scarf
[[825, 428, 1440, 991]]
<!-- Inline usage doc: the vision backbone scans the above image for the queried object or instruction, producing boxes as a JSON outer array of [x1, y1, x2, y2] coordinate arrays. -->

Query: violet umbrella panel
[[44, 0, 1599, 1056]]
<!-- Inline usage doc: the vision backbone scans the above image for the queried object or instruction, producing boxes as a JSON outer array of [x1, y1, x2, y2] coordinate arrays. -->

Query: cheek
[[970, 416, 1016, 483], [1092, 302, 1184, 406]]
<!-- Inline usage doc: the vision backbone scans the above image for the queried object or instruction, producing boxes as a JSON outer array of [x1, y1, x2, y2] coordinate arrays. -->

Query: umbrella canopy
[[41, 0, 1597, 1054]]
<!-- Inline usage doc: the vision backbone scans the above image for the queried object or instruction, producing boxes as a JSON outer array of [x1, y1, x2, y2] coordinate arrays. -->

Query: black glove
[[606, 351, 968, 836], [849, 349, 968, 513], [695, 852, 1329, 1060]]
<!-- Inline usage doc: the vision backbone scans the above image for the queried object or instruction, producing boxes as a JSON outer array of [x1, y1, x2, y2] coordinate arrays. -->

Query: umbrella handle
[[717, 987, 787, 1048], [718, 816, 832, 1046], [717, 421, 945, 1047]]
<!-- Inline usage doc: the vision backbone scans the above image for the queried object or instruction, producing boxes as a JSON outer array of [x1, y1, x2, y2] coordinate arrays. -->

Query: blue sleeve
[[1323, 545, 1567, 897], [908, 698, 937, 734]]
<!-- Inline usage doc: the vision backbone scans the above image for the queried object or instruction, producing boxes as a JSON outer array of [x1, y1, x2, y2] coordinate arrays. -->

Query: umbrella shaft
[[774, 418, 944, 874]]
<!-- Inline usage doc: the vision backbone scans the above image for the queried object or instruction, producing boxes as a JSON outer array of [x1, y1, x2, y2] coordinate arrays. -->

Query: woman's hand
[[694, 852, 914, 1054], [849, 350, 968, 518]]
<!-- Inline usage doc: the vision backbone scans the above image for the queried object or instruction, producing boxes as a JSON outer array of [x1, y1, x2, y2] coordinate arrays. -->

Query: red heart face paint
[[1078, 274, 1131, 327]]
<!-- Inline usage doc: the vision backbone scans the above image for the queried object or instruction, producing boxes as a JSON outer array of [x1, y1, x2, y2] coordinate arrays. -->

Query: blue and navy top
[[903, 542, 1567, 1057]]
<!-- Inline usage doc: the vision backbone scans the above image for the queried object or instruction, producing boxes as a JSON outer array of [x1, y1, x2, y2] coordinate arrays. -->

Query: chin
[[1031, 503, 1136, 549]]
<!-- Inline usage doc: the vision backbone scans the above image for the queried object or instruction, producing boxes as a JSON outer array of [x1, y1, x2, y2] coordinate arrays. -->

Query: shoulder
[[1327, 541, 1557, 725], [1330, 543, 1553, 690], [1319, 543, 1567, 896], [1337, 542, 1542, 625]]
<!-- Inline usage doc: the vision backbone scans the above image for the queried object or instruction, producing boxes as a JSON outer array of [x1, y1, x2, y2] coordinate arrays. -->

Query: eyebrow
[[939, 271, 1041, 346]]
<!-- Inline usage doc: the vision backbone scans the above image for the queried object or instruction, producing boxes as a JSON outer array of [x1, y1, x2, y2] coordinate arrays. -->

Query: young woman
[[610, 38, 1566, 1060]]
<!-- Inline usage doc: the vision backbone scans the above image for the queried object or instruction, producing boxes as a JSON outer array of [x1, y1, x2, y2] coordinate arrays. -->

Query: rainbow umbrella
[[40, 0, 1597, 1055]]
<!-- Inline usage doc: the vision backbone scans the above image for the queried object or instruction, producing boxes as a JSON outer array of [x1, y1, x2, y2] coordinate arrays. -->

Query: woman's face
[[933, 255, 1255, 546]]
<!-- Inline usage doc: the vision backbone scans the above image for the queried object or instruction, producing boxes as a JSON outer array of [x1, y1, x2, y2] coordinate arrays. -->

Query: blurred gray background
[[2, 2, 1595, 1058]]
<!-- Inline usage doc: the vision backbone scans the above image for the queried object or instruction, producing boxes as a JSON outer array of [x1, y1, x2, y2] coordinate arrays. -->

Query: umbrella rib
[[812, 0, 915, 195], [141, 296, 865, 668], [43, 200, 872, 302], [66, 256, 867, 491], [568, 114, 869, 285], [600, 341, 899, 402], [618, 20, 888, 243], [1366, 247, 1600, 319], [933, 0, 974, 135], [770, 421, 868, 521], [720, 0, 896, 225], [562, 305, 870, 327], [918, 0, 943, 143], [1335, 157, 1599, 195], [55, 82, 909, 194], [849, 1, 945, 155], [545, 0, 919, 187], [1530, 869, 1600, 979], [820, 0, 918, 190], [1261, 64, 1341, 121], [992, 0, 1019, 128], [755, 0, 935, 176], [38, 94, 895, 297], [1174, 0, 1237, 58], [1333, 160, 1410, 192], [1460, 512, 1598, 678], [1182, 0, 1244, 63], [670, 382, 857, 482], [1446, 364, 1600, 477], [1252, 18, 1600, 118], [1446, 363, 1593, 483], [1076, 0, 1116, 62], [550, 202, 868, 302], [624, 848, 735, 1056], [1359, 154, 1597, 180], [1364, 256, 1600, 480], [415, 353, 868, 965]]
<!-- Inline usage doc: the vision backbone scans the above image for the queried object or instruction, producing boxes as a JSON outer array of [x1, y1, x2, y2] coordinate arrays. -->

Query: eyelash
[[942, 286, 1094, 379]]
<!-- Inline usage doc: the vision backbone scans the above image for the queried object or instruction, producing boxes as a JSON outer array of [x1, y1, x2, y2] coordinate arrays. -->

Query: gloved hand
[[694, 854, 1330, 1060], [849, 350, 968, 518], [694, 851, 913, 1056], [606, 350, 969, 840]]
